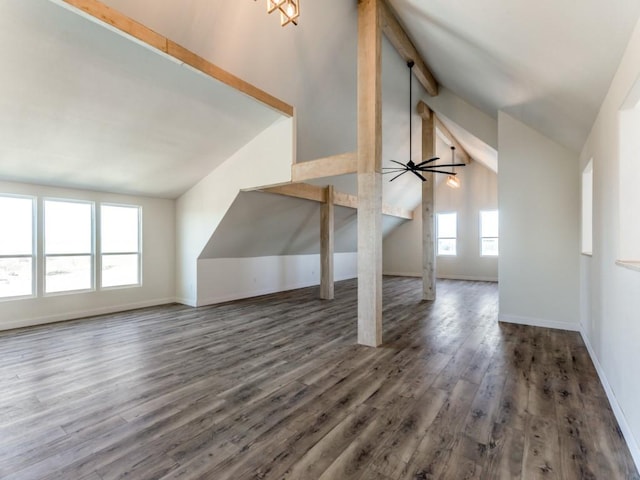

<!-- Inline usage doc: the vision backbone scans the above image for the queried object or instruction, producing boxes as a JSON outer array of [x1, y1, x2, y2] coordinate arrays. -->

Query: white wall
[[176, 118, 293, 306], [383, 140, 498, 281], [578, 14, 640, 468], [498, 112, 580, 330], [0, 181, 175, 331], [198, 253, 357, 305], [101, 0, 358, 164]]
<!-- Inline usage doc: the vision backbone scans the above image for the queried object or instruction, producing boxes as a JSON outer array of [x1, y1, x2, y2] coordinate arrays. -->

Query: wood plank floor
[[0, 277, 637, 479]]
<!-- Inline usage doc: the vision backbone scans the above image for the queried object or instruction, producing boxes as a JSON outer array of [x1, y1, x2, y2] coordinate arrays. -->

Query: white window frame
[[43, 198, 95, 296], [99, 203, 142, 289], [437, 212, 458, 256], [0, 194, 36, 301], [479, 209, 499, 257], [581, 160, 593, 255]]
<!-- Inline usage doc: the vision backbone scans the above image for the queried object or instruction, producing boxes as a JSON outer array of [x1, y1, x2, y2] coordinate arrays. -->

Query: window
[[581, 159, 593, 255], [101, 204, 141, 288], [44, 199, 94, 294], [619, 88, 640, 262], [0, 195, 35, 299], [480, 210, 499, 256], [437, 212, 457, 256]]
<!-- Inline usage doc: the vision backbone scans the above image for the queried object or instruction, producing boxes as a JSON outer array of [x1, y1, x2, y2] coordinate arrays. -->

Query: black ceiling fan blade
[[421, 162, 466, 168], [410, 170, 427, 182], [414, 157, 441, 168], [383, 169, 408, 174], [389, 160, 409, 168], [389, 170, 409, 182], [416, 164, 466, 172], [418, 168, 461, 175]]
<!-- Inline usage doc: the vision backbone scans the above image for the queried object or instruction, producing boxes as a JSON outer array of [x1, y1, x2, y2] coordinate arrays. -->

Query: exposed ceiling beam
[[291, 152, 357, 183], [379, 0, 438, 97], [417, 101, 470, 163], [260, 182, 413, 220], [59, 0, 294, 117]]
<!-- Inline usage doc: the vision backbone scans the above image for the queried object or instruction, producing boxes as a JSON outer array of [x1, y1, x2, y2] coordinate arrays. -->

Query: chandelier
[[257, 0, 300, 27]]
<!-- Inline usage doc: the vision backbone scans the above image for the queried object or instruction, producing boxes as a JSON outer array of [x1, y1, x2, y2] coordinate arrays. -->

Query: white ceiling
[[0, 1, 282, 198], [391, 0, 640, 151]]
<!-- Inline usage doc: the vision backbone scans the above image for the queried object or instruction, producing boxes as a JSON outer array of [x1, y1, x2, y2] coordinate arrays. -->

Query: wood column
[[357, 0, 383, 347], [420, 105, 437, 301], [320, 185, 335, 300]]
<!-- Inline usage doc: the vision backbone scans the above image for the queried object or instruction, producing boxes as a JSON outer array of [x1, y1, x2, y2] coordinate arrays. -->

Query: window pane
[[0, 196, 33, 255], [102, 254, 139, 287], [481, 238, 499, 256], [438, 239, 457, 256], [102, 205, 140, 253], [480, 210, 499, 238], [438, 213, 457, 238], [46, 256, 92, 293], [0, 258, 32, 298], [45, 200, 92, 255]]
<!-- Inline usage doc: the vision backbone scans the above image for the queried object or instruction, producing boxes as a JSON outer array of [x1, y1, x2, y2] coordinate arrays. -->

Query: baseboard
[[383, 271, 421, 278], [437, 274, 499, 282], [498, 313, 581, 332], [0, 297, 177, 332], [579, 327, 640, 472], [197, 274, 357, 307], [383, 271, 498, 282], [175, 297, 197, 307]]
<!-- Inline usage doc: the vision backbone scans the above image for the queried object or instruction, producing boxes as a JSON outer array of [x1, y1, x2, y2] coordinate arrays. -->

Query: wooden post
[[320, 185, 335, 300], [357, 0, 383, 347], [420, 104, 437, 301]]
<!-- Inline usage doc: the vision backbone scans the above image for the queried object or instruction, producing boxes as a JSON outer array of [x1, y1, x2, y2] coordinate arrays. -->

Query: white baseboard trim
[[383, 271, 499, 282], [197, 274, 357, 307], [0, 297, 177, 332], [437, 274, 499, 282], [175, 297, 197, 307], [383, 271, 421, 278], [498, 313, 581, 332], [579, 327, 640, 472]]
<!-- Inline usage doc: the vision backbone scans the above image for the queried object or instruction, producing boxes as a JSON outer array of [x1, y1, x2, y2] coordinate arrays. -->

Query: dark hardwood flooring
[[0, 277, 637, 479]]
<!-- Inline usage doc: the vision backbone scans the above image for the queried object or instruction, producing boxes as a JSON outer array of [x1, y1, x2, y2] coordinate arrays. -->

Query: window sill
[[581, 252, 593, 257], [616, 260, 640, 272]]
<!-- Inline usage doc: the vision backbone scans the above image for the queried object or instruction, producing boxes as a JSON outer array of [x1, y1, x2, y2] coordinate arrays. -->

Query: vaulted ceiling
[[390, 0, 640, 152]]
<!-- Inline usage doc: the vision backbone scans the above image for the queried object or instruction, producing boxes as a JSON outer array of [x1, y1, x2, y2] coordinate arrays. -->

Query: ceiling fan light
[[446, 174, 461, 189], [267, 0, 285, 14], [279, 0, 299, 26]]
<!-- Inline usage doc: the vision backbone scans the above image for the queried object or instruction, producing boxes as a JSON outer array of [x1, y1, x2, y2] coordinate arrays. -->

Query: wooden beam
[[379, 0, 438, 96], [61, 0, 294, 117], [260, 183, 412, 220], [291, 152, 357, 183], [357, 0, 383, 347], [421, 105, 436, 301], [261, 183, 325, 203], [416, 100, 431, 120], [320, 186, 335, 300], [434, 115, 471, 164]]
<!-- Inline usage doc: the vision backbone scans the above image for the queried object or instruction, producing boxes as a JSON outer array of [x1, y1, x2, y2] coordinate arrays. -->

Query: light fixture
[[446, 146, 461, 188], [383, 62, 466, 182], [259, 0, 300, 26]]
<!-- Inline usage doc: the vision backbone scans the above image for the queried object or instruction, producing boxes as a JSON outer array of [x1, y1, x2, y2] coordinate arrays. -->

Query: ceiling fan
[[383, 61, 466, 182]]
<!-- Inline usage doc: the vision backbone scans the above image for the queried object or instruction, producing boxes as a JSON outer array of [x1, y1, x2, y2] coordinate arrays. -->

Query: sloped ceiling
[[199, 191, 405, 258], [0, 0, 282, 198], [390, 0, 640, 152]]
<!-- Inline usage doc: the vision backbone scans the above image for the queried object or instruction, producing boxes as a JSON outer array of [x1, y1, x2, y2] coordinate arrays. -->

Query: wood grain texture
[[0, 278, 637, 479], [357, 0, 383, 347], [291, 152, 357, 182], [421, 103, 436, 301], [320, 185, 334, 300], [379, 0, 438, 96]]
